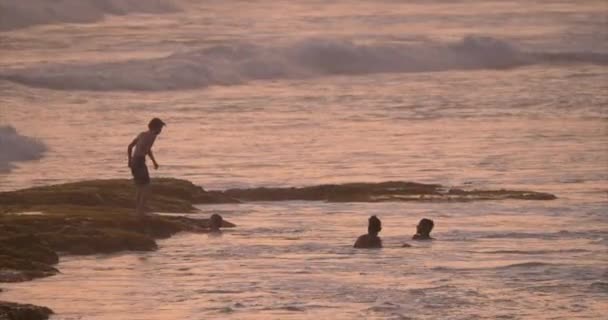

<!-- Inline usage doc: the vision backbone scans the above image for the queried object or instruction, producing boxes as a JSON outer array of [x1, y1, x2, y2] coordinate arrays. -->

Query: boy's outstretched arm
[[127, 137, 138, 167], [148, 149, 159, 170]]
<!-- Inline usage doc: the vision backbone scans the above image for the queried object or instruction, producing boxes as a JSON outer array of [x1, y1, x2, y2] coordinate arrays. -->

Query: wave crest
[[0, 126, 47, 173], [2, 36, 607, 91], [0, 0, 179, 31]]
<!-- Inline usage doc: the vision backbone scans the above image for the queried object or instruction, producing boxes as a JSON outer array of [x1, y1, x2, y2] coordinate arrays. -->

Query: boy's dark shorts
[[131, 156, 150, 185]]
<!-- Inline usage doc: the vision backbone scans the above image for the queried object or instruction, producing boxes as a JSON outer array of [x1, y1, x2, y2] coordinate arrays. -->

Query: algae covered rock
[[0, 178, 239, 319], [0, 178, 556, 212], [0, 178, 238, 214], [0, 213, 234, 256], [218, 181, 557, 202], [0, 235, 59, 283], [38, 228, 157, 255], [217, 181, 442, 202], [0, 301, 53, 320], [0, 235, 58, 265]]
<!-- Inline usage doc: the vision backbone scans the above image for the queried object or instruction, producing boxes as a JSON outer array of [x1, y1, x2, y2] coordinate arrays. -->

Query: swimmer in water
[[209, 213, 223, 233], [412, 218, 434, 240], [354, 215, 382, 249]]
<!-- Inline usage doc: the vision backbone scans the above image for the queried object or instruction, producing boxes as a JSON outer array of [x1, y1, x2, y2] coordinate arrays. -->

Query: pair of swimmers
[[208, 213, 429, 244], [353, 216, 434, 248]]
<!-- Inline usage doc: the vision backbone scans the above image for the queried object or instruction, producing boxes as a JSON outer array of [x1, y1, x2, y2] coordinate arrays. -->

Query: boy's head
[[416, 218, 434, 236], [148, 118, 166, 134], [209, 213, 223, 231], [368, 215, 382, 235]]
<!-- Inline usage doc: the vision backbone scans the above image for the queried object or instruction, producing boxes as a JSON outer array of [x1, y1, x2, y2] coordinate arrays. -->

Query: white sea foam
[[3, 36, 606, 92], [0, 125, 47, 173], [0, 0, 179, 31]]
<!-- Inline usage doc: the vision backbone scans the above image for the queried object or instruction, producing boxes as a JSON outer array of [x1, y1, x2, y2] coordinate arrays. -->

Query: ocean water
[[1, 0, 607, 319]]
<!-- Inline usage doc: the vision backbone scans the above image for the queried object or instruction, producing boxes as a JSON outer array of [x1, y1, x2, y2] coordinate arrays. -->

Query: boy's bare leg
[[135, 185, 143, 216], [138, 185, 150, 216]]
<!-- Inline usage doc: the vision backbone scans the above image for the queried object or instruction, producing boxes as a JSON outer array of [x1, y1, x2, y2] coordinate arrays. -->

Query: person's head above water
[[354, 215, 382, 248], [368, 215, 382, 235], [413, 218, 434, 240], [148, 117, 166, 135], [209, 213, 223, 232]]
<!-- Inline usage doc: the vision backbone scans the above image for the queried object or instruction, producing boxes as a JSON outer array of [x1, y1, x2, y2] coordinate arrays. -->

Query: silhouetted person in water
[[209, 213, 223, 233], [127, 117, 165, 217], [354, 215, 382, 248], [412, 218, 434, 240]]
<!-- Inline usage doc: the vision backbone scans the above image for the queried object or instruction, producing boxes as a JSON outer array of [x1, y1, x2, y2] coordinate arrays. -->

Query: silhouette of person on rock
[[354, 215, 382, 248], [127, 117, 166, 217]]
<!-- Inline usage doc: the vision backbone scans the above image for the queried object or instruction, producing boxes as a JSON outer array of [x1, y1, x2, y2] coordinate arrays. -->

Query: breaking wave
[[0, 0, 179, 31], [479, 230, 608, 240], [432, 262, 559, 272], [474, 249, 589, 255], [2, 36, 607, 91], [0, 126, 47, 173]]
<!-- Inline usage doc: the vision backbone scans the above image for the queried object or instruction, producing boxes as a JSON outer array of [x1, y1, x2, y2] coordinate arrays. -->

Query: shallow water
[[3, 200, 607, 319], [1, 0, 607, 319]]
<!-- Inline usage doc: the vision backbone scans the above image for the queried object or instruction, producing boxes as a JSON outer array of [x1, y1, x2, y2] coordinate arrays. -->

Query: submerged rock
[[0, 301, 53, 320]]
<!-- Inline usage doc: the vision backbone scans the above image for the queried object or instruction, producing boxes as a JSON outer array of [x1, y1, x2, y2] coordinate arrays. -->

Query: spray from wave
[[0, 0, 179, 31], [2, 36, 607, 91], [0, 126, 47, 173]]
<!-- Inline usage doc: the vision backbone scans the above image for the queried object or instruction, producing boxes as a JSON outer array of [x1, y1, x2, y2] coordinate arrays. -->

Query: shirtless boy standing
[[127, 118, 165, 216]]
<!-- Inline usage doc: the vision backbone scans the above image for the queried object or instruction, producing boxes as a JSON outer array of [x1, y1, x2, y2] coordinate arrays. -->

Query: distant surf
[[0, 125, 47, 173], [2, 36, 607, 91], [0, 0, 179, 31]]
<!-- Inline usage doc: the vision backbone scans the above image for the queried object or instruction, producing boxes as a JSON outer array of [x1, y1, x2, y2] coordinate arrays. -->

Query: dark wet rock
[[0, 179, 556, 212], [39, 228, 157, 255], [0, 235, 58, 265], [0, 214, 235, 256], [216, 181, 442, 202], [0, 178, 238, 214], [0, 181, 237, 284], [217, 181, 556, 202], [0, 256, 58, 283], [0, 212, 236, 283], [0, 180, 238, 318], [0, 301, 53, 320], [0, 235, 59, 283]]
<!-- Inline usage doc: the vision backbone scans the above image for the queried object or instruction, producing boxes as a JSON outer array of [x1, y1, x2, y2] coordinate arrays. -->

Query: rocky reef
[[216, 181, 557, 202], [0, 178, 237, 214], [0, 179, 557, 214], [0, 178, 236, 319], [0, 301, 53, 320], [0, 177, 555, 318]]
